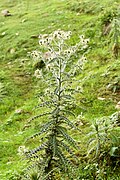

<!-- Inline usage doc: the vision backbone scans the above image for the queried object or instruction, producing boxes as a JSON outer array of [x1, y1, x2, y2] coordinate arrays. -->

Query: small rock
[[15, 109, 23, 114], [1, 9, 11, 17], [15, 32, 19, 36], [10, 48, 15, 54], [1, 32, 6, 36], [97, 97, 106, 101]]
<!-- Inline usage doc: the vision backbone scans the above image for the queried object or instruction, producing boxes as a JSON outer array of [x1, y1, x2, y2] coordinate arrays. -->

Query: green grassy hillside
[[0, 0, 120, 179]]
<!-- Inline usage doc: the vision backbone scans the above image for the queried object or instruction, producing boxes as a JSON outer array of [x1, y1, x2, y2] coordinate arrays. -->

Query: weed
[[87, 112, 120, 178], [21, 30, 88, 179]]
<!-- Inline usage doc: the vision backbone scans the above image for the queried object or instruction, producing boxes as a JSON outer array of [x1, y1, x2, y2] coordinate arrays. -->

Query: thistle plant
[[87, 112, 120, 178], [87, 112, 120, 163], [23, 30, 88, 179]]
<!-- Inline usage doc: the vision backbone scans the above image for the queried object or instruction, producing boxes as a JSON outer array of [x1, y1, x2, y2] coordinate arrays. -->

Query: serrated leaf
[[56, 147, 68, 171], [60, 116, 77, 130], [57, 126, 77, 149], [61, 109, 75, 117], [52, 108, 60, 116], [27, 120, 55, 140], [62, 95, 73, 100], [36, 100, 54, 108], [27, 143, 47, 158], [28, 112, 51, 123], [40, 120, 55, 134], [49, 135, 57, 157], [59, 141, 74, 157]]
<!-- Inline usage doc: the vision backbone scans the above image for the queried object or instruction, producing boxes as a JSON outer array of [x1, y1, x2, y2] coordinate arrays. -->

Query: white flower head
[[61, 31, 71, 40], [31, 51, 41, 60], [17, 145, 28, 156], [80, 56, 87, 62], [79, 35, 85, 40], [34, 69, 43, 78], [79, 35, 89, 49], [52, 30, 72, 40], [84, 38, 89, 43]]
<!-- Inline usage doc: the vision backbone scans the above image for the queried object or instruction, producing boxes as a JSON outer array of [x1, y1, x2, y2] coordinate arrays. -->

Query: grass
[[0, 0, 120, 179]]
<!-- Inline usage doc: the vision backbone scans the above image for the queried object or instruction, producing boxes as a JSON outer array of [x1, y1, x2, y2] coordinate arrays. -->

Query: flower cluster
[[34, 69, 43, 78], [31, 30, 89, 78], [79, 35, 89, 47], [31, 50, 42, 60], [39, 30, 72, 46]]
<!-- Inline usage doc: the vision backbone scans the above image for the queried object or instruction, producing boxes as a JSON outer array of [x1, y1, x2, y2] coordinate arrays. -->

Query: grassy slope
[[0, 0, 120, 179]]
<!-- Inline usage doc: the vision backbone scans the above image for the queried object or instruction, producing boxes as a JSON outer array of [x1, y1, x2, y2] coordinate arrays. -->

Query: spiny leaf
[[27, 120, 55, 140], [62, 94, 73, 100], [56, 147, 68, 171], [60, 115, 77, 129], [40, 120, 56, 134], [36, 100, 55, 108], [52, 108, 60, 116], [57, 126, 77, 149], [27, 143, 47, 158], [61, 109, 76, 117], [59, 141, 74, 157], [52, 136, 57, 157], [28, 112, 51, 123], [88, 138, 96, 146]]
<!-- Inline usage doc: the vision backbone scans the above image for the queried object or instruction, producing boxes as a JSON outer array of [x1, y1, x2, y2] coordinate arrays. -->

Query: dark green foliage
[[33, 60, 45, 70]]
